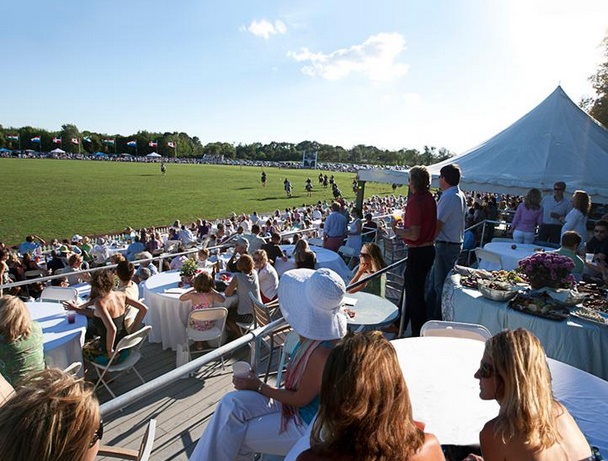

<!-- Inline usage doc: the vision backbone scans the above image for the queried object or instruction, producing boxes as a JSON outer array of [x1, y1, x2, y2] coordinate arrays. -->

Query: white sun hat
[[278, 268, 347, 341]]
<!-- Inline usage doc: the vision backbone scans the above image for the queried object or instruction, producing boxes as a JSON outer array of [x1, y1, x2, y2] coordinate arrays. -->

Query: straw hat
[[278, 268, 347, 341]]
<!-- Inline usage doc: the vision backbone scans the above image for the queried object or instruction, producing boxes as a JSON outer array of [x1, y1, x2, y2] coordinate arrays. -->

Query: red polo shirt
[[403, 190, 437, 246]]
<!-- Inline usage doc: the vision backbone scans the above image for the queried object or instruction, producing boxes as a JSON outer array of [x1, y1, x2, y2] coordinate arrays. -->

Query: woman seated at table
[[297, 331, 444, 461], [252, 249, 279, 303], [0, 368, 103, 461], [347, 242, 386, 296], [292, 239, 316, 270], [65, 270, 148, 365], [224, 254, 260, 337], [189, 268, 348, 461], [464, 329, 593, 461], [510, 188, 543, 244], [0, 295, 44, 386]]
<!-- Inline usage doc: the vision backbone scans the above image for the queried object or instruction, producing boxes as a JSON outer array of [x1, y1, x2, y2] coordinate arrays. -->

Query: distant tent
[[94, 151, 108, 158], [0, 147, 11, 153], [120, 153, 132, 157], [147, 152, 161, 158], [50, 148, 66, 154]]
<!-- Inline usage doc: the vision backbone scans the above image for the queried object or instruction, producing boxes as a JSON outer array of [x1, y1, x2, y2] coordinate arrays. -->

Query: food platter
[[570, 307, 608, 326], [509, 292, 570, 321], [477, 280, 519, 302]]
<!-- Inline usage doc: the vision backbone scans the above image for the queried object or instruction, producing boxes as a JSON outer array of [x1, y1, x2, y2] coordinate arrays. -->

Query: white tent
[[359, 86, 608, 203], [50, 148, 65, 154], [147, 152, 161, 158]]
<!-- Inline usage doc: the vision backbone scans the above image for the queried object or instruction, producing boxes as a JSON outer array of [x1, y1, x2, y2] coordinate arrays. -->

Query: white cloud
[[402, 92, 422, 106], [287, 32, 409, 82], [245, 19, 287, 39]]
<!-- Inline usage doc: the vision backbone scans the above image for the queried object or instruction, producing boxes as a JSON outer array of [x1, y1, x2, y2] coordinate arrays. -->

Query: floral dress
[[189, 292, 216, 331]]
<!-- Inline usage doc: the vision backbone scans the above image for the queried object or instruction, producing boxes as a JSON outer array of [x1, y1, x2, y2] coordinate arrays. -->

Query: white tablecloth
[[443, 277, 608, 380], [345, 291, 398, 330], [143, 271, 236, 352], [27, 302, 87, 373], [274, 244, 351, 281], [479, 242, 553, 271], [286, 336, 608, 459]]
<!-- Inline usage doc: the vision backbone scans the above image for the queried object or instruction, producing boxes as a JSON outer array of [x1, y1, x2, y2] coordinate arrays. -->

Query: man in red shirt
[[392, 165, 437, 337]]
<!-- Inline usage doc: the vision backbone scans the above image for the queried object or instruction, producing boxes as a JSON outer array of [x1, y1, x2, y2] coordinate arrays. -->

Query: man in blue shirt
[[18, 234, 46, 255], [430, 164, 467, 320], [323, 202, 347, 252]]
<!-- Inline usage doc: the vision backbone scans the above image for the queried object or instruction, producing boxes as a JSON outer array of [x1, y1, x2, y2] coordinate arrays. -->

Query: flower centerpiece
[[179, 258, 198, 286], [516, 252, 575, 290]]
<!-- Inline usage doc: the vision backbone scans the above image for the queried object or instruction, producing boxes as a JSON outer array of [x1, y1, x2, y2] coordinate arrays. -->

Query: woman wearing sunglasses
[[347, 242, 386, 296], [465, 329, 593, 461], [0, 368, 103, 461]]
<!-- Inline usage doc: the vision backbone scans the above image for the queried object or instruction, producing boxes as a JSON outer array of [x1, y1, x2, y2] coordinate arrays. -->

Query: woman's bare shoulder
[[409, 433, 446, 461]]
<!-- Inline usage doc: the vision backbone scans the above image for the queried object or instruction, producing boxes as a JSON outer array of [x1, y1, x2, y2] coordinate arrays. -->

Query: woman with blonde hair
[[292, 239, 316, 270], [298, 331, 444, 461], [0, 368, 103, 461], [347, 242, 387, 296], [224, 254, 260, 337], [562, 190, 591, 248], [464, 329, 592, 461], [510, 188, 543, 244], [0, 295, 44, 385]]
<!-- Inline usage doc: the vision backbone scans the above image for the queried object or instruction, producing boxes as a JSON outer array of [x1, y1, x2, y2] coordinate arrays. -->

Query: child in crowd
[[196, 248, 212, 269], [137, 267, 151, 299], [179, 272, 225, 350]]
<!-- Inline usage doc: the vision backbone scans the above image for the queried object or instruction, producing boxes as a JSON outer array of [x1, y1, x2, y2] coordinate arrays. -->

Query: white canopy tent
[[50, 148, 65, 154], [359, 86, 608, 203], [146, 152, 161, 158]]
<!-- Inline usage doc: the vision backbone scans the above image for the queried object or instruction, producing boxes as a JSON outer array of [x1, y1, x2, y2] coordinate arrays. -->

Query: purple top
[[511, 203, 543, 233]]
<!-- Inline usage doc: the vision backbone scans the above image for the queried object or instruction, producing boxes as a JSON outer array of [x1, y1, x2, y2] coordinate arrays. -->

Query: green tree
[[582, 35, 608, 127]]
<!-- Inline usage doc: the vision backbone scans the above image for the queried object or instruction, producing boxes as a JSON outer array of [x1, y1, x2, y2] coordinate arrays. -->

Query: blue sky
[[2, 0, 607, 154]]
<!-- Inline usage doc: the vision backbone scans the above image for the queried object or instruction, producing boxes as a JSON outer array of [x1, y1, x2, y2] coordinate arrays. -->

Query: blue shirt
[[436, 185, 467, 243], [323, 211, 347, 238], [18, 241, 40, 255]]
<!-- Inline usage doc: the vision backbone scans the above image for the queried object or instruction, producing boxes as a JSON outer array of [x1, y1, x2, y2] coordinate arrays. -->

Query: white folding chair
[[420, 320, 492, 342], [87, 325, 152, 398], [39, 286, 79, 303], [307, 238, 324, 248], [98, 419, 157, 461], [338, 245, 356, 267], [186, 307, 228, 368], [474, 247, 503, 270], [275, 330, 300, 387]]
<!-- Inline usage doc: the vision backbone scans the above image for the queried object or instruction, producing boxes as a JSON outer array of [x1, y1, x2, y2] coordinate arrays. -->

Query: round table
[[344, 291, 398, 331], [274, 244, 351, 281], [479, 242, 554, 271], [26, 301, 87, 373], [143, 271, 237, 353]]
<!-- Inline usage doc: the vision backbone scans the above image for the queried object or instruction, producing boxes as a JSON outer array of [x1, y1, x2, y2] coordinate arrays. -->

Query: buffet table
[[26, 301, 87, 373], [479, 241, 554, 271], [285, 336, 608, 459], [274, 244, 351, 281], [143, 270, 237, 352], [442, 275, 608, 380]]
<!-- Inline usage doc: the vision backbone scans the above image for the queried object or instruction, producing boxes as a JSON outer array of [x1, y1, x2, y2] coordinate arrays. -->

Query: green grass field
[[1, 158, 403, 246]]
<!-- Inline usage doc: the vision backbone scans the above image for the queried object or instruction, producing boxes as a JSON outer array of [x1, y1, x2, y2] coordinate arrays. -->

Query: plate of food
[[509, 292, 570, 321], [570, 306, 608, 326], [478, 279, 520, 302], [214, 271, 233, 284]]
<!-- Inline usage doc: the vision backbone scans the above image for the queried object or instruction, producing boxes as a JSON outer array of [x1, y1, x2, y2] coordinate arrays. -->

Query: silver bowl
[[478, 280, 519, 302]]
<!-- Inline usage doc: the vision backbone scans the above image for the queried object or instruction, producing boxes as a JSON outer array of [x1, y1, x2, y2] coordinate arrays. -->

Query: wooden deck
[[96, 341, 253, 461]]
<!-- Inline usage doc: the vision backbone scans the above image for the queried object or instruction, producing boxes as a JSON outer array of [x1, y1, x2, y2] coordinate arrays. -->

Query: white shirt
[[257, 263, 279, 300]]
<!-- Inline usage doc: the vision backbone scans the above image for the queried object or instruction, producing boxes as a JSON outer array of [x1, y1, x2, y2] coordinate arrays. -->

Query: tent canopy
[[359, 86, 608, 203], [147, 152, 161, 158], [50, 148, 65, 154]]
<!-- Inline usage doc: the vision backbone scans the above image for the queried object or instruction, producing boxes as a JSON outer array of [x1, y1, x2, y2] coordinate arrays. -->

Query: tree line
[[0, 123, 454, 166]]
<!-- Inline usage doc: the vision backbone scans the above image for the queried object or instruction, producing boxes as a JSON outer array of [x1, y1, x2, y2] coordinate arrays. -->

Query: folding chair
[[247, 292, 289, 382], [62, 361, 82, 376], [275, 330, 300, 387], [420, 320, 492, 342], [338, 245, 356, 268], [474, 247, 503, 270], [87, 325, 152, 398], [307, 238, 324, 248], [185, 308, 228, 369], [98, 419, 157, 461], [39, 286, 79, 303]]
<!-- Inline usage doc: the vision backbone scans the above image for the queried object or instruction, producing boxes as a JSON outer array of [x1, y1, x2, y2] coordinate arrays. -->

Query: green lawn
[[0, 158, 403, 245]]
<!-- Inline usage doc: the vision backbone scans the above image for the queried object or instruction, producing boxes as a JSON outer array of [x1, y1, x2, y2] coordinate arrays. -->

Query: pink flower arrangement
[[517, 252, 575, 289]]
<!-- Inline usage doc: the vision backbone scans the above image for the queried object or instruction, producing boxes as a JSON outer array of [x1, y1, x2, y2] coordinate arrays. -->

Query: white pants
[[189, 390, 307, 461], [513, 229, 535, 244]]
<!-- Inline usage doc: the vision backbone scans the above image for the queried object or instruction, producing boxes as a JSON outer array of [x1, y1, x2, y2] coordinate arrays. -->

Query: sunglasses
[[89, 419, 104, 448], [554, 188, 564, 191], [478, 362, 495, 379], [360, 252, 370, 257]]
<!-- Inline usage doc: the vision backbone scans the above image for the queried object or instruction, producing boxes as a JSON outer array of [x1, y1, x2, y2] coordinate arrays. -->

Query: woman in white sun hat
[[189, 268, 348, 461]]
